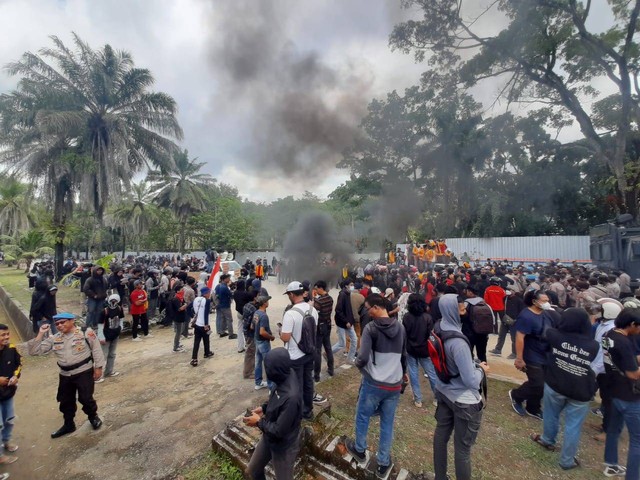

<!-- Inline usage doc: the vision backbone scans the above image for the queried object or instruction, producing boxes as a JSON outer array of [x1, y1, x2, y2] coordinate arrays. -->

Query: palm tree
[[0, 174, 34, 237], [2, 33, 183, 227], [148, 149, 214, 252], [111, 180, 156, 256]]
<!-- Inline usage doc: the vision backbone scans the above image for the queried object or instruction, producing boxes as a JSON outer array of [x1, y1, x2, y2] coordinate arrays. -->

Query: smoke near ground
[[281, 211, 352, 283], [209, 0, 372, 176]]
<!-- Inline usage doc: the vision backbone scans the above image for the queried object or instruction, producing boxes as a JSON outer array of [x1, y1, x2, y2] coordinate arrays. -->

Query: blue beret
[[52, 312, 76, 320]]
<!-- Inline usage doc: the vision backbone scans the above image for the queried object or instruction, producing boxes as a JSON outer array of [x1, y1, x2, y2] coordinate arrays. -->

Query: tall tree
[[148, 149, 215, 252], [0, 174, 34, 237], [391, 0, 640, 214], [2, 33, 183, 225], [111, 180, 157, 256]]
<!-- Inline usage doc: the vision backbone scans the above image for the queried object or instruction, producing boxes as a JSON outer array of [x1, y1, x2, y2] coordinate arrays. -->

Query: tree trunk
[[121, 224, 126, 259], [53, 184, 67, 281], [178, 218, 186, 253]]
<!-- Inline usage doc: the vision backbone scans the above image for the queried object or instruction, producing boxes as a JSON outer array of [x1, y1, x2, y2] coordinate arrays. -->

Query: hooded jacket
[[83, 266, 108, 301], [29, 279, 50, 326], [544, 308, 598, 402], [355, 315, 406, 389], [258, 348, 302, 452], [436, 294, 484, 404], [334, 288, 355, 328]]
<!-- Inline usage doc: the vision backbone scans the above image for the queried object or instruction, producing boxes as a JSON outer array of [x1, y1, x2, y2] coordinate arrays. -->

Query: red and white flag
[[206, 256, 222, 290]]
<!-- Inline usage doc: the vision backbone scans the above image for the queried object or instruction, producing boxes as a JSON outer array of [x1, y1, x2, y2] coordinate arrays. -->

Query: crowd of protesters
[[21, 247, 640, 480]]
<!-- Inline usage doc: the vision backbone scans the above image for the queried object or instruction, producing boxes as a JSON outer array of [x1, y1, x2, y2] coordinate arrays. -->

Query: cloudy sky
[[0, 1, 614, 202]]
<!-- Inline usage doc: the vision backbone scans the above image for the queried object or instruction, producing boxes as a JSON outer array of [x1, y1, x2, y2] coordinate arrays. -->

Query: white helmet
[[107, 294, 120, 309]]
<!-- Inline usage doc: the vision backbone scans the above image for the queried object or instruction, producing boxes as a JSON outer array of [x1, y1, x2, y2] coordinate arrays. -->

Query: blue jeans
[[354, 378, 401, 467], [86, 298, 103, 328], [540, 383, 590, 468], [0, 397, 15, 448], [605, 397, 640, 479], [255, 341, 274, 389], [407, 355, 437, 403], [332, 326, 357, 361]]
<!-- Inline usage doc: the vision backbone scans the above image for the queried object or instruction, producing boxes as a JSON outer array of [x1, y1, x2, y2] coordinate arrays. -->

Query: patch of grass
[[182, 451, 244, 480], [0, 265, 85, 315], [317, 364, 624, 479]]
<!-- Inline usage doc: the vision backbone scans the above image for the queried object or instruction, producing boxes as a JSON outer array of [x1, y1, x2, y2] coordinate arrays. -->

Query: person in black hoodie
[[83, 266, 108, 329], [245, 348, 302, 480], [331, 280, 357, 362], [0, 324, 21, 465], [530, 308, 598, 471], [29, 279, 50, 334], [403, 293, 437, 408]]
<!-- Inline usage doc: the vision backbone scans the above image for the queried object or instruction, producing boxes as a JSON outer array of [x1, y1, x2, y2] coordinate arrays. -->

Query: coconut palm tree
[[148, 149, 215, 252], [2, 33, 183, 226], [0, 174, 34, 237]]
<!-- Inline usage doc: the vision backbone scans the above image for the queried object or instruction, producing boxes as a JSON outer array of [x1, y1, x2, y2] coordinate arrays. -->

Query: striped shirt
[[314, 294, 334, 325]]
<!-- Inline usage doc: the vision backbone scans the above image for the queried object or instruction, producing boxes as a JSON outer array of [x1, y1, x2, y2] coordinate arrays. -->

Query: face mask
[[538, 302, 552, 311], [349, 286, 355, 291]]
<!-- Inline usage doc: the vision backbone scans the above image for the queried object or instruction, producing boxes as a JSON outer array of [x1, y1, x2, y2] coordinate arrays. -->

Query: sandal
[[3, 443, 17, 453], [530, 433, 556, 451], [0, 455, 17, 465], [190, 359, 198, 367]]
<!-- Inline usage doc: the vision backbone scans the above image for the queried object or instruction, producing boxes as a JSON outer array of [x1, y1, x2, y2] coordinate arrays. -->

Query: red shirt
[[484, 285, 506, 312], [130, 289, 148, 315]]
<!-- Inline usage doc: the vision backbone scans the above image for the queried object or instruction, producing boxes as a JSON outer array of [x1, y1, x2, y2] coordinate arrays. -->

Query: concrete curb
[[0, 282, 35, 342]]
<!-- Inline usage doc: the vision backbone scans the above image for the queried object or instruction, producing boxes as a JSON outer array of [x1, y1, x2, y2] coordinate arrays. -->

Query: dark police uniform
[[27, 324, 105, 435]]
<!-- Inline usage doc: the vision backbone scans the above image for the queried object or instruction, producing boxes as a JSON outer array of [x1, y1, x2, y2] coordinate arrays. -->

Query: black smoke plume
[[281, 211, 352, 284], [210, 0, 372, 175]]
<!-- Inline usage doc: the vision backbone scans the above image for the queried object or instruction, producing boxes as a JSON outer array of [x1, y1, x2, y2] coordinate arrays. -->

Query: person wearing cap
[[191, 287, 214, 366], [215, 274, 237, 340], [145, 270, 161, 320], [129, 280, 150, 342], [0, 324, 21, 465], [281, 281, 322, 420], [27, 312, 105, 438], [529, 308, 598, 470], [253, 295, 275, 390], [592, 298, 624, 440]]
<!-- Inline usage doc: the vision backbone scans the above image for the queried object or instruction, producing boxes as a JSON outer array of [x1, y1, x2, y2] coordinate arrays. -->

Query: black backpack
[[289, 306, 317, 355], [468, 301, 494, 335]]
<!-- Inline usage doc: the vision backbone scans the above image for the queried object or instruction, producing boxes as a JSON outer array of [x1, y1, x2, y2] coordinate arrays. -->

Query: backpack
[[289, 306, 317, 355], [427, 328, 470, 383], [468, 301, 494, 335]]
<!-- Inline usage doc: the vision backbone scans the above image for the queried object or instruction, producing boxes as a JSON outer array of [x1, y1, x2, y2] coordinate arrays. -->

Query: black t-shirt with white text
[[603, 330, 640, 402], [544, 328, 598, 402]]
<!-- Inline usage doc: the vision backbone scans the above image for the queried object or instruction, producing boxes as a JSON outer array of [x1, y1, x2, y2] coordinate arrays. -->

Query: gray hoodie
[[437, 294, 483, 404], [355, 316, 406, 389]]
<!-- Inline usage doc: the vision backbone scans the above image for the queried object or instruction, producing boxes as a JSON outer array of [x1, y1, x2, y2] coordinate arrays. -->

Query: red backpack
[[427, 327, 470, 383]]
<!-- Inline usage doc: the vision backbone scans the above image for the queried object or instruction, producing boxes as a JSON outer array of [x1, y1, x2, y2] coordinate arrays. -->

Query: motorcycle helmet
[[107, 294, 120, 309]]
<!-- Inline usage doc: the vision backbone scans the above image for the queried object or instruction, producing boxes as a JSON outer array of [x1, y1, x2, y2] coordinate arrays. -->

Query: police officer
[[27, 312, 105, 438]]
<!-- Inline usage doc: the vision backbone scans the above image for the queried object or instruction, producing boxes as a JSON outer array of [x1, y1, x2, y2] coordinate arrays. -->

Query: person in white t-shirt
[[281, 281, 326, 419]]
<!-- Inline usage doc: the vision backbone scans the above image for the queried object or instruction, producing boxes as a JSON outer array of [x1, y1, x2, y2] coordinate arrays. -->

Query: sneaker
[[423, 373, 429, 378], [313, 393, 327, 405], [526, 410, 543, 421], [591, 407, 604, 418], [376, 461, 393, 480], [432, 400, 438, 407], [228, 334, 238, 340], [204, 352, 214, 358], [314, 376, 320, 383], [489, 349, 501, 356], [144, 333, 154, 338], [238, 349, 246, 353], [345, 439, 367, 466], [94, 377, 104, 384], [173, 347, 185, 353], [254, 381, 268, 390], [106, 371, 120, 377], [132, 337, 142, 342], [219, 332, 229, 338], [507, 353, 517, 360], [414, 400, 423, 408], [509, 389, 526, 416], [604, 464, 627, 477]]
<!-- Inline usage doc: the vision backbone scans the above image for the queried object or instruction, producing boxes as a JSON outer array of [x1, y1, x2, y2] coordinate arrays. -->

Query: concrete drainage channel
[[211, 403, 423, 480]]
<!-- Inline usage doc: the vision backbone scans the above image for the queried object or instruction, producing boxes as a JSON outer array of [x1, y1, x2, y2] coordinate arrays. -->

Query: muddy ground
[[0, 276, 525, 480]]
